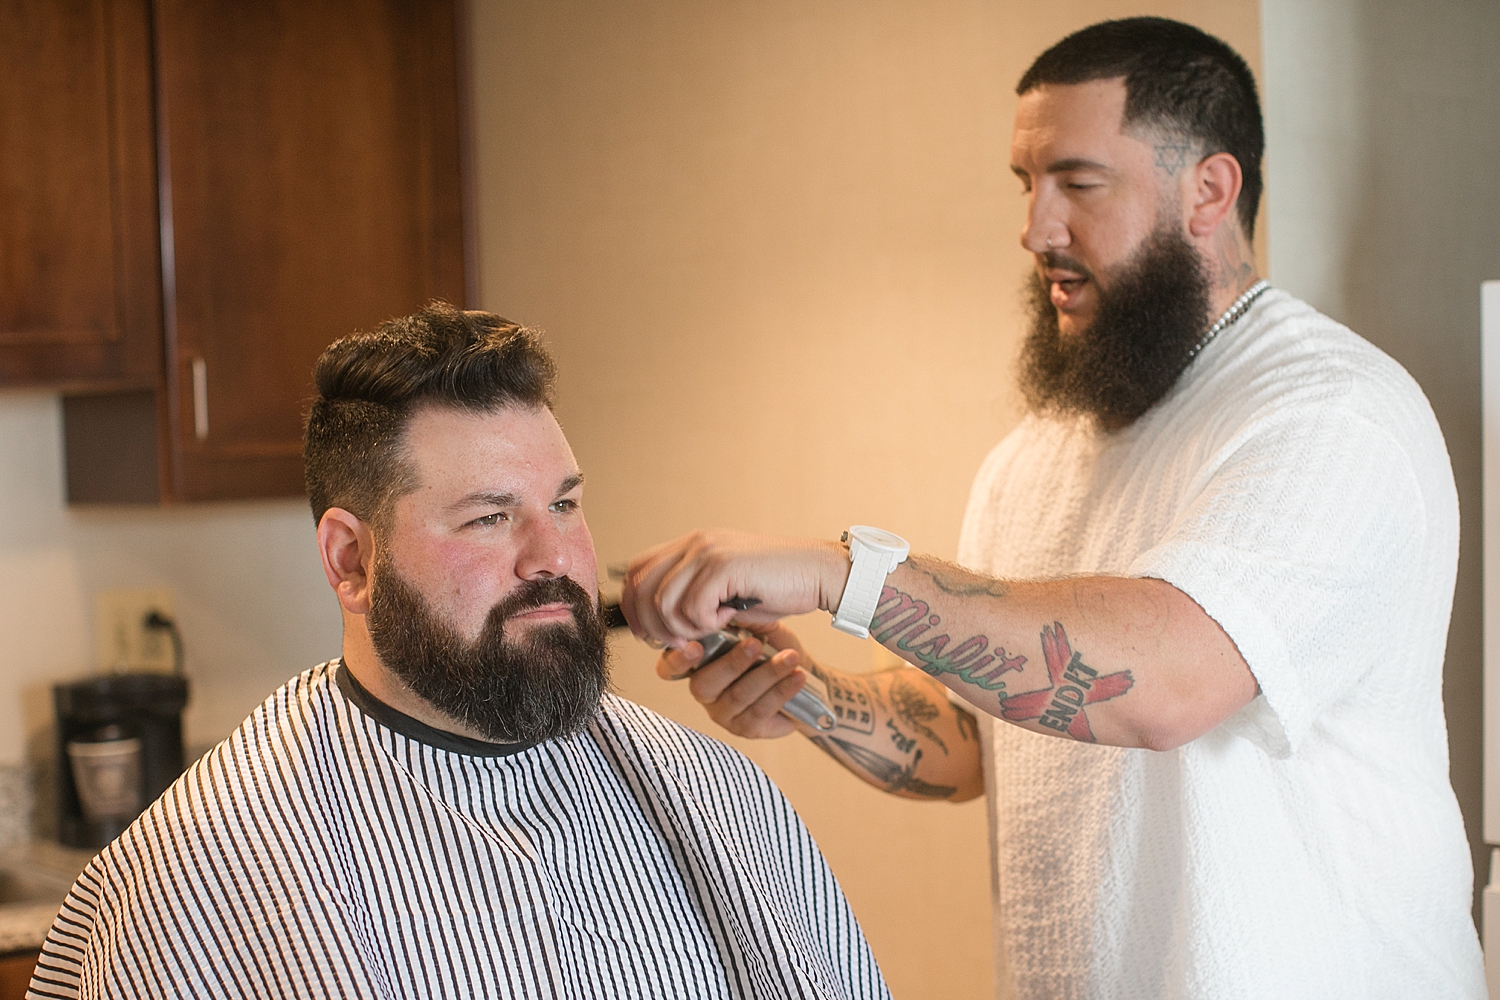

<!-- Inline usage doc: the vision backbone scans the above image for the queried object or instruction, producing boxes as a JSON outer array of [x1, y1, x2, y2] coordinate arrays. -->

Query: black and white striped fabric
[[28, 661, 888, 999]]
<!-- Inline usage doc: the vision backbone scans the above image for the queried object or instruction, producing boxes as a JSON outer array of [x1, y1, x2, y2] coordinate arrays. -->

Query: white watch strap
[[831, 529, 908, 639]]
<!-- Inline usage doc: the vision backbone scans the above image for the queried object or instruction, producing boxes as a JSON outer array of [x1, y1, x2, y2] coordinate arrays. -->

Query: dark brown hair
[[302, 302, 556, 525]]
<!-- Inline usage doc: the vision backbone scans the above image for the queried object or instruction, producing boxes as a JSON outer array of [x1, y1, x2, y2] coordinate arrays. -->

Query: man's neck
[[1206, 222, 1261, 319], [339, 622, 494, 742]]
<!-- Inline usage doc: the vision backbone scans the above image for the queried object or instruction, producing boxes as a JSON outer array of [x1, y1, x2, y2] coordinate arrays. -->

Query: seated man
[[29, 304, 889, 1000]]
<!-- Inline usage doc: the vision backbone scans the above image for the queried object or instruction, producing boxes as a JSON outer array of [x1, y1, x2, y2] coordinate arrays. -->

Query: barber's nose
[[515, 516, 573, 581], [1020, 191, 1069, 255]]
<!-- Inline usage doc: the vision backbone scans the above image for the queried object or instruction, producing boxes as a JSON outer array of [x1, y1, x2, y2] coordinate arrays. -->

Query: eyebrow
[[1012, 157, 1113, 179], [444, 474, 585, 515], [1044, 157, 1111, 173], [445, 490, 520, 514]]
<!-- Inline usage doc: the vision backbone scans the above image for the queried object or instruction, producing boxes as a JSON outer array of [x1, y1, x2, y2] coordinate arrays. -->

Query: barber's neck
[[338, 613, 492, 742], [1204, 221, 1261, 320]]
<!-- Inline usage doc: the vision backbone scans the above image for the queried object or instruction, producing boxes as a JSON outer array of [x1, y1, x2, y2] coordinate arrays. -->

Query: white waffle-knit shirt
[[957, 289, 1484, 1000]]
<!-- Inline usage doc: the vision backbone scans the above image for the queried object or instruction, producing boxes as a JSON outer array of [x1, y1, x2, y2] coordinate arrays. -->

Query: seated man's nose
[[517, 525, 572, 579]]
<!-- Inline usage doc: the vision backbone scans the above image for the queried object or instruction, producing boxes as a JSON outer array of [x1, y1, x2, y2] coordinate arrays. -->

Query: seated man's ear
[[318, 508, 375, 615]]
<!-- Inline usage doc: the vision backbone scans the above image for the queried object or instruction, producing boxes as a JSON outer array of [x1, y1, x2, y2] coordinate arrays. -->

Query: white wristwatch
[[830, 526, 910, 639]]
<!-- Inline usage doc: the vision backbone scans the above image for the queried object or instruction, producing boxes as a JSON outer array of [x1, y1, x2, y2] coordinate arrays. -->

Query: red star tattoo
[[998, 622, 1134, 742]]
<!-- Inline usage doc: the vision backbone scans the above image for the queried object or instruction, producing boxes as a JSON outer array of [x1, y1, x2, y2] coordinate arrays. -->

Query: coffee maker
[[54, 673, 190, 848]]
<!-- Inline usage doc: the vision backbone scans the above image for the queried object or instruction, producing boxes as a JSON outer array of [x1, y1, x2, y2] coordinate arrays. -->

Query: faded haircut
[[302, 302, 556, 526], [1017, 17, 1264, 236]]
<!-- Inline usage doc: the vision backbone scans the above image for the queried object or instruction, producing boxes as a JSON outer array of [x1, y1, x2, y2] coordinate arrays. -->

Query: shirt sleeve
[[1128, 402, 1429, 757]]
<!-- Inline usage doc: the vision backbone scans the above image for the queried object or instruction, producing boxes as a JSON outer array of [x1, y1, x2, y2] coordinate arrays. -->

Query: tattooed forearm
[[797, 662, 981, 798], [809, 736, 958, 799], [870, 586, 1027, 692], [954, 706, 979, 743], [889, 674, 949, 754], [917, 561, 1011, 599], [810, 662, 885, 734], [872, 573, 1136, 744]]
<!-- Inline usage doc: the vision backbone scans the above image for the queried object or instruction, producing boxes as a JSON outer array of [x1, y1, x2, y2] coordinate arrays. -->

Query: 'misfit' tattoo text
[[869, 586, 1135, 743], [869, 587, 1026, 691]]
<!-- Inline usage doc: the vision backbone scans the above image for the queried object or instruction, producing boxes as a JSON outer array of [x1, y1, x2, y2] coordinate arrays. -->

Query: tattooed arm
[[624, 531, 1257, 751], [860, 556, 1257, 749], [656, 621, 983, 801]]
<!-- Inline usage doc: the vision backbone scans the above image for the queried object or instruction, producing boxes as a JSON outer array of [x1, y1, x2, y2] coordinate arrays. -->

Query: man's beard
[[1020, 225, 1212, 429], [365, 554, 610, 744]]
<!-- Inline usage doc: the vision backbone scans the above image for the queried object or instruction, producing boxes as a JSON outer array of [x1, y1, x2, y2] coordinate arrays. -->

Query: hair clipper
[[695, 629, 836, 732]]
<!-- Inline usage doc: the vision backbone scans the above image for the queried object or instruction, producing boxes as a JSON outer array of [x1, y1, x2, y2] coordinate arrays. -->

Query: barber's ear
[[1186, 151, 1244, 239], [317, 508, 375, 616]]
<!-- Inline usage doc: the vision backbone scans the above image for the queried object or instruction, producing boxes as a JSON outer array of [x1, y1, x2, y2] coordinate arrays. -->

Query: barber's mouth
[[509, 602, 574, 622], [1049, 275, 1089, 311]]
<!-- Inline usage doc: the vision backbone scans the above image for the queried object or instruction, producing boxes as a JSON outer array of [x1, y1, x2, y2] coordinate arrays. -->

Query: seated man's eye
[[551, 498, 579, 513], [473, 512, 506, 527]]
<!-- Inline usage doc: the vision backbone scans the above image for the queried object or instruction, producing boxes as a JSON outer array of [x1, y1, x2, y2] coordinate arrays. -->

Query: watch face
[[850, 525, 907, 552]]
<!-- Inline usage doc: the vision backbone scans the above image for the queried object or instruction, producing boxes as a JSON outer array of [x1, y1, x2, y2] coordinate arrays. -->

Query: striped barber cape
[[28, 661, 889, 1000]]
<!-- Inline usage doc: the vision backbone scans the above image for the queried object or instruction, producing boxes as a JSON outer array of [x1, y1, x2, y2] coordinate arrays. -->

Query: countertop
[[0, 842, 96, 955]]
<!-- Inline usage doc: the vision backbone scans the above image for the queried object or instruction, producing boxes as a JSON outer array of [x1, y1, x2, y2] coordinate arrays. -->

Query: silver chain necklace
[[1185, 279, 1270, 361]]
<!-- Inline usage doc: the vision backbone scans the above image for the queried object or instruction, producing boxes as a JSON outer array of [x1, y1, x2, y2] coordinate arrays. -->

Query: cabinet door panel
[[154, 0, 465, 499], [0, 0, 161, 388]]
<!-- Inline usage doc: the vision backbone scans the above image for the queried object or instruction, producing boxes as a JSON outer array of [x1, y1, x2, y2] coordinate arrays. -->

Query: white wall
[[0, 390, 341, 778], [1261, 0, 1500, 922]]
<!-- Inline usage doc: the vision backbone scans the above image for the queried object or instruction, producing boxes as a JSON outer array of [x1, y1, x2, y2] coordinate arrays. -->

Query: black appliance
[[54, 673, 190, 848]]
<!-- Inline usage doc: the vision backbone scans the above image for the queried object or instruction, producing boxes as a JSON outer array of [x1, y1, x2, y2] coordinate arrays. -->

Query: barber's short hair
[[303, 302, 556, 526], [1017, 17, 1263, 236]]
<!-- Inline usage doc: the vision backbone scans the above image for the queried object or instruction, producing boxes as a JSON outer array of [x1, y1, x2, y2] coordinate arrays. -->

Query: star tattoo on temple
[[1153, 141, 1191, 175], [997, 622, 1133, 742]]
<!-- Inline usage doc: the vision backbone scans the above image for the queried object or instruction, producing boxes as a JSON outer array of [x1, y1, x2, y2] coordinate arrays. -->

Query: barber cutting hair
[[620, 17, 1484, 1000]]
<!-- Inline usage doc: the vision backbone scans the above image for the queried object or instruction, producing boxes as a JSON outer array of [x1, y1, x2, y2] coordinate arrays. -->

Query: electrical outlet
[[95, 587, 176, 673]]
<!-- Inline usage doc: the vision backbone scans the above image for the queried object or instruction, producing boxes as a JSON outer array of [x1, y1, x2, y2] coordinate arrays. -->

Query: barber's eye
[[472, 512, 507, 527], [550, 498, 580, 513]]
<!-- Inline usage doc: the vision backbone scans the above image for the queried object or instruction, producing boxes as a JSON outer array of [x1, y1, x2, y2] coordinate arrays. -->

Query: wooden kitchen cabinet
[[0, 950, 38, 1000], [5, 0, 467, 502], [0, 0, 163, 390]]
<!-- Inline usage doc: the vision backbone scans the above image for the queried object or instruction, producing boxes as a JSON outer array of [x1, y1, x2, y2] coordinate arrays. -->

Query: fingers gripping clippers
[[694, 629, 836, 732]]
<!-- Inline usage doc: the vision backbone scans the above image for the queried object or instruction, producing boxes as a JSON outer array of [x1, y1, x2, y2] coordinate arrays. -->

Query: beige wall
[[467, 3, 1259, 996], [1260, 0, 1500, 924]]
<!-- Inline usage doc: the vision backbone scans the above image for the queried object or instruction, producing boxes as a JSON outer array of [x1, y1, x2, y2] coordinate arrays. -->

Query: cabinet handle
[[191, 357, 209, 440]]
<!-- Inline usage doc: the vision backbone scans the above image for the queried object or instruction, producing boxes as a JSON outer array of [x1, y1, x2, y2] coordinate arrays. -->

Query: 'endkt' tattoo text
[[997, 622, 1133, 742]]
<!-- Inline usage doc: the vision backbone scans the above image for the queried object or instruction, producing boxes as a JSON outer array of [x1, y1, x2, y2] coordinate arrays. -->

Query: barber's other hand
[[622, 530, 849, 645], [656, 622, 812, 739]]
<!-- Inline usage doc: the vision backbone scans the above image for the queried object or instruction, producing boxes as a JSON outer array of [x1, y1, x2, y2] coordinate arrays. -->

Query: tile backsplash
[[0, 763, 33, 848]]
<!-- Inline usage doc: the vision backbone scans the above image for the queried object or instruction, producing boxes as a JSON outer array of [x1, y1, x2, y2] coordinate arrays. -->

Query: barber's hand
[[656, 621, 812, 739], [622, 529, 850, 645]]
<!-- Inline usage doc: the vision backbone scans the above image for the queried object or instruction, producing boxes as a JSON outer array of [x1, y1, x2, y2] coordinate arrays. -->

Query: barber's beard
[[1020, 225, 1212, 429], [365, 553, 610, 744]]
